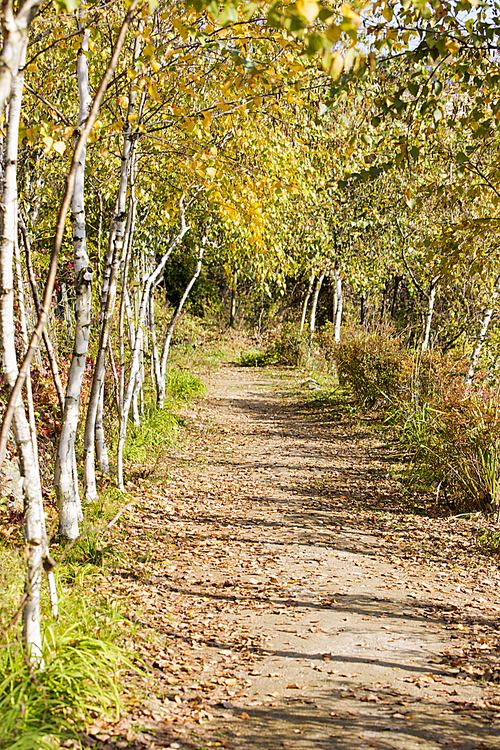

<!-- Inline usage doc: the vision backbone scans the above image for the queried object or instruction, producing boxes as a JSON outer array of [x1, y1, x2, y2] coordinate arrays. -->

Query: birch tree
[[0, 38, 48, 658], [83, 36, 143, 501], [333, 261, 343, 343], [116, 199, 192, 489], [466, 275, 500, 385], [55, 15, 93, 540]]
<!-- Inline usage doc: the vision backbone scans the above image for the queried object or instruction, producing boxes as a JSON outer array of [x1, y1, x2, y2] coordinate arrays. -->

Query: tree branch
[[0, 0, 140, 470]]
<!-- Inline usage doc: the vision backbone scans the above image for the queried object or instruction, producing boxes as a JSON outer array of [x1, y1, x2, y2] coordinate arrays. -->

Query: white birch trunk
[[300, 274, 315, 334], [0, 39, 46, 658], [229, 269, 238, 329], [308, 270, 326, 355], [20, 217, 65, 408], [466, 274, 500, 384], [95, 377, 109, 473], [13, 238, 38, 474], [83, 56, 141, 500], [116, 210, 191, 488], [118, 159, 138, 412], [55, 24, 92, 539], [14, 237, 58, 618], [0, 1, 43, 122], [333, 265, 343, 343], [150, 288, 162, 402], [421, 276, 440, 353]]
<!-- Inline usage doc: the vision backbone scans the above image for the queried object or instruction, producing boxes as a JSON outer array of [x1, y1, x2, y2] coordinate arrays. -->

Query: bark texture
[[55, 24, 93, 539]]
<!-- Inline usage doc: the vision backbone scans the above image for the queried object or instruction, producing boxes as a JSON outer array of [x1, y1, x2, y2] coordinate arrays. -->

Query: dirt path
[[104, 365, 500, 750]]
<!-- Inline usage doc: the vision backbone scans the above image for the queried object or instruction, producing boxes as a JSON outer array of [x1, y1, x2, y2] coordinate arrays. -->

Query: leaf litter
[[81, 366, 500, 750]]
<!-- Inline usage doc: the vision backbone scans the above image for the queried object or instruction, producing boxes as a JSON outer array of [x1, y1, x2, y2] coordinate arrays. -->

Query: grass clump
[[125, 368, 205, 463], [0, 580, 129, 750], [163, 367, 206, 404], [0, 629, 121, 750]]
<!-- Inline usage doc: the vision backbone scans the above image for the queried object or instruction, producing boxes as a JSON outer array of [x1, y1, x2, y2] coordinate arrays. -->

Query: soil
[[95, 364, 500, 750]]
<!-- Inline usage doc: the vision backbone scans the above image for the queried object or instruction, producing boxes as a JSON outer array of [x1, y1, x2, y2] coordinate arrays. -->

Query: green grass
[[125, 367, 206, 463], [0, 573, 131, 750]]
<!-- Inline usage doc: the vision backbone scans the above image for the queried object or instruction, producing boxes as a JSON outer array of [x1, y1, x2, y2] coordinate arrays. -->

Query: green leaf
[[56, 0, 80, 10], [218, 4, 238, 26]]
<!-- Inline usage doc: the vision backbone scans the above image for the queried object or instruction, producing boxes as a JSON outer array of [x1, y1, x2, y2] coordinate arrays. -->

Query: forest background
[[1, 0, 500, 747]]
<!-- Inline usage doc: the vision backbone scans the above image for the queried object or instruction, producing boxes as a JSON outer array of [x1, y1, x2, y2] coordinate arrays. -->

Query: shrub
[[328, 331, 500, 515], [329, 329, 405, 406], [239, 325, 307, 368], [238, 350, 277, 367], [393, 372, 500, 515]]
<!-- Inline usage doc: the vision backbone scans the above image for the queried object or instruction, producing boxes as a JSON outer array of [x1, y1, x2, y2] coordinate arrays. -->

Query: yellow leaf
[[344, 46, 357, 72], [325, 23, 341, 43], [206, 167, 216, 177], [445, 38, 460, 54], [53, 141, 66, 156], [297, 0, 319, 24], [341, 4, 362, 28], [150, 60, 161, 73], [330, 51, 344, 80]]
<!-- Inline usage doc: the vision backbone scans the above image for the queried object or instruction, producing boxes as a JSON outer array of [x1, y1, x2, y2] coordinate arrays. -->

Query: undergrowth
[[125, 367, 206, 463], [0, 553, 130, 750], [327, 329, 500, 517], [239, 324, 308, 367]]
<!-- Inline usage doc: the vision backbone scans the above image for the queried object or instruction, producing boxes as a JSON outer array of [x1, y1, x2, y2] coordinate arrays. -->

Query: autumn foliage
[[329, 331, 500, 515]]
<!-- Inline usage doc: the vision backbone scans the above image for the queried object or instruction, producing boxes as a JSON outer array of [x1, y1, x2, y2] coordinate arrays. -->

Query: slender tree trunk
[[158, 246, 204, 408], [0, 1, 44, 122], [150, 288, 162, 402], [83, 62, 140, 500], [308, 270, 326, 355], [95, 378, 109, 473], [360, 294, 365, 325], [0, 39, 47, 658], [466, 275, 500, 384], [300, 274, 315, 334], [229, 269, 238, 329], [14, 227, 58, 614], [14, 239, 37, 474], [55, 23, 92, 539], [333, 264, 343, 343], [379, 279, 390, 322], [116, 204, 191, 488], [421, 276, 440, 353], [118, 157, 138, 414], [19, 217, 64, 408]]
